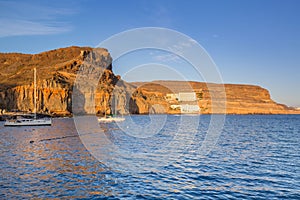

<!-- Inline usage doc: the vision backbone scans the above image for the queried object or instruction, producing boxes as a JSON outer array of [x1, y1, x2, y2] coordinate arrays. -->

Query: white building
[[170, 104, 200, 113], [180, 104, 200, 113], [178, 92, 196, 101], [166, 92, 197, 101], [167, 92, 199, 113]]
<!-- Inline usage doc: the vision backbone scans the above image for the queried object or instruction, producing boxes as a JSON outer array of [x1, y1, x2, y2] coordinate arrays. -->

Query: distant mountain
[[131, 81, 300, 114], [0, 46, 298, 116]]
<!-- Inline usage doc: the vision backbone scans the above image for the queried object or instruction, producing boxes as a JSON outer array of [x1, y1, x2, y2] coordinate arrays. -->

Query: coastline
[[1, 46, 298, 117], [1, 111, 300, 121]]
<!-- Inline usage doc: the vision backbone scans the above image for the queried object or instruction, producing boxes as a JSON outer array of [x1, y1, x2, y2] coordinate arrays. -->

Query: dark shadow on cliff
[[129, 96, 139, 114], [71, 86, 86, 115]]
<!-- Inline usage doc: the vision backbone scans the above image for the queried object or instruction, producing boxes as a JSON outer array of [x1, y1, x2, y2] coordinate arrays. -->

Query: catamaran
[[4, 68, 52, 126]]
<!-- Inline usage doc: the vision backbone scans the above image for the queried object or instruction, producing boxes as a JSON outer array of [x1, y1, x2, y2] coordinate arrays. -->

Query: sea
[[0, 115, 299, 199]]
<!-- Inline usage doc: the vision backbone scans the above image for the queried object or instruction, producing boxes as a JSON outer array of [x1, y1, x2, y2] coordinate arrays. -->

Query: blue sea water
[[0, 115, 299, 199]]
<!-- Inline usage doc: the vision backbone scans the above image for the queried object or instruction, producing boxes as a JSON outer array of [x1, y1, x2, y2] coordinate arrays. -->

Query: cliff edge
[[0, 46, 137, 116], [0, 46, 298, 116], [131, 81, 300, 114]]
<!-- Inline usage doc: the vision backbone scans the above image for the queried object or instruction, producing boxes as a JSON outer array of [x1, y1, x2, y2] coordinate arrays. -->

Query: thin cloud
[[154, 53, 183, 63], [0, 1, 76, 37], [0, 19, 71, 37], [168, 39, 198, 55]]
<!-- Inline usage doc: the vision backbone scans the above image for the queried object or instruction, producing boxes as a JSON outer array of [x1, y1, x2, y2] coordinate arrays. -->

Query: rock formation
[[0, 46, 137, 116], [0, 46, 298, 116], [131, 81, 300, 114]]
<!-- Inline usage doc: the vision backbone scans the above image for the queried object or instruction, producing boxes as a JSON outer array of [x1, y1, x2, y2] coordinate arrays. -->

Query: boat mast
[[34, 68, 37, 119], [104, 97, 106, 118]]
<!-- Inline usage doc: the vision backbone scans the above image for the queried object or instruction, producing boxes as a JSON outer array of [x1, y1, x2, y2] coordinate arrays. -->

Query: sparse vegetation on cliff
[[0, 46, 299, 116]]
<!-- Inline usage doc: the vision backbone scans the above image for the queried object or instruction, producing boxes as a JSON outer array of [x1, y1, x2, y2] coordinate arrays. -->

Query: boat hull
[[98, 117, 125, 123], [4, 119, 52, 126]]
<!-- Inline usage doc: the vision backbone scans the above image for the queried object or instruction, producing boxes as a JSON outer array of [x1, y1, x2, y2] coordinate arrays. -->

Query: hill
[[0, 46, 298, 116], [131, 81, 299, 114]]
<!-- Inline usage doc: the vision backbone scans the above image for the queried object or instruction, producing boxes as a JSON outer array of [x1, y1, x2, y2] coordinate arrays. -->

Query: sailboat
[[98, 95, 125, 123], [4, 68, 52, 126]]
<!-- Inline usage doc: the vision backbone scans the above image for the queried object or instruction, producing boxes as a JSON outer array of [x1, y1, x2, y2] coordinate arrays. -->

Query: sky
[[0, 0, 299, 107]]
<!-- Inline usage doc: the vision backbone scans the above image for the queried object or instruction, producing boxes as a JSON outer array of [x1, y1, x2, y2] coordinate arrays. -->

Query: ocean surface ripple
[[0, 115, 299, 199]]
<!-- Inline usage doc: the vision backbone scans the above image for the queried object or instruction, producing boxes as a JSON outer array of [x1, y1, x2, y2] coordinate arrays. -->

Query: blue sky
[[0, 0, 299, 107]]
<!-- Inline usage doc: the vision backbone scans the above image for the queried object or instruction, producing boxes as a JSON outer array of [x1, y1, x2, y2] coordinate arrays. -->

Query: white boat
[[4, 68, 52, 126], [4, 117, 52, 126], [98, 116, 125, 123], [98, 94, 125, 123]]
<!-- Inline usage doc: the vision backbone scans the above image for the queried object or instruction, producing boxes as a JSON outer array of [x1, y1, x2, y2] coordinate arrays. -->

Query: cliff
[[0, 46, 137, 116], [131, 81, 300, 114], [0, 46, 298, 116]]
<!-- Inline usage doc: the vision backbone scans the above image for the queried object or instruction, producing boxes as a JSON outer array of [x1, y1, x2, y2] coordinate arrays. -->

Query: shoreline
[[1, 112, 300, 121]]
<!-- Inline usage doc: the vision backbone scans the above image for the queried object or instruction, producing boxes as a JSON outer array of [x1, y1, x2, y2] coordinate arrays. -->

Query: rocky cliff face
[[132, 81, 300, 114], [0, 47, 298, 116], [0, 46, 137, 116]]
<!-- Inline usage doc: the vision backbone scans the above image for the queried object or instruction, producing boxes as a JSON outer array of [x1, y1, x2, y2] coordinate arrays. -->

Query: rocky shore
[[0, 46, 299, 116]]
